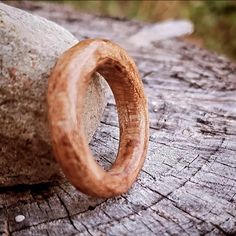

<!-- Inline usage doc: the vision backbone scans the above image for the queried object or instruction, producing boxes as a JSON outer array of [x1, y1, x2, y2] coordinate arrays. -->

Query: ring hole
[[86, 74, 119, 170]]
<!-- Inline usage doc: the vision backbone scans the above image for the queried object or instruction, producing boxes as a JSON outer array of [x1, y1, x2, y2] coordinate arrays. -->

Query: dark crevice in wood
[[56, 194, 78, 231]]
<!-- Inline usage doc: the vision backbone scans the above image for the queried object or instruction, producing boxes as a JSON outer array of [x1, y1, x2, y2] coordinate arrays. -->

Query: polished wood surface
[[47, 39, 149, 198]]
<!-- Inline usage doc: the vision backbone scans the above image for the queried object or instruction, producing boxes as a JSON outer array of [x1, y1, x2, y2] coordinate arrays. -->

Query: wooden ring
[[47, 39, 149, 198]]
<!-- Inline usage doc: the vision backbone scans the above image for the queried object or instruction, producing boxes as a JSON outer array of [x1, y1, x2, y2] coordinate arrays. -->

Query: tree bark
[[1, 1, 236, 235]]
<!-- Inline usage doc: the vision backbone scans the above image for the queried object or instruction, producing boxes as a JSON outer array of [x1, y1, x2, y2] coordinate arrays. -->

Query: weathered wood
[[0, 1, 236, 235]]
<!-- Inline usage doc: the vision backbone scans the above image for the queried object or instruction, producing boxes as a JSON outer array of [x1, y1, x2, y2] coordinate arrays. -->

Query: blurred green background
[[59, 0, 236, 61]]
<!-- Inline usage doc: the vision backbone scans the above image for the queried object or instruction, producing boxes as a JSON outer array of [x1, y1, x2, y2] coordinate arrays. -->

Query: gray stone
[[0, 3, 108, 186]]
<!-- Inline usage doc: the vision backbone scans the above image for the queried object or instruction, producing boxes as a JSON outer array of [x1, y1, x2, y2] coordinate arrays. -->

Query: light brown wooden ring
[[47, 39, 149, 198]]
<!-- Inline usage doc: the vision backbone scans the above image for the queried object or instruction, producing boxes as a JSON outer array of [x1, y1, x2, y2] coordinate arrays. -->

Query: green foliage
[[56, 0, 236, 60], [184, 1, 236, 60]]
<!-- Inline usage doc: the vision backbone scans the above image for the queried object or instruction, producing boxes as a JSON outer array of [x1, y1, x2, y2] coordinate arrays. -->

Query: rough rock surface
[[0, 3, 108, 186]]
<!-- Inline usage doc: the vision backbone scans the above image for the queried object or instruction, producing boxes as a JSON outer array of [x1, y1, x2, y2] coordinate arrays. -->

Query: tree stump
[[1, 2, 236, 235]]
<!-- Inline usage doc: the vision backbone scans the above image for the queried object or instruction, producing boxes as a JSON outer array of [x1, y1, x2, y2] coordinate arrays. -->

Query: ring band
[[47, 39, 149, 198]]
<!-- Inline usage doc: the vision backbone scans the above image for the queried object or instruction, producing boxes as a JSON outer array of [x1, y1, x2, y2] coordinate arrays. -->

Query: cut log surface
[[1, 2, 236, 235]]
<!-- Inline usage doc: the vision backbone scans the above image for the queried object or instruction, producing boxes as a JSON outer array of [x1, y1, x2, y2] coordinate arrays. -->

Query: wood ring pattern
[[47, 39, 149, 198]]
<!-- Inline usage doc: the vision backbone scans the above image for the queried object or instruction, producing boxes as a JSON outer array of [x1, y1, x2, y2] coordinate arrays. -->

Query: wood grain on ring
[[47, 39, 149, 198]]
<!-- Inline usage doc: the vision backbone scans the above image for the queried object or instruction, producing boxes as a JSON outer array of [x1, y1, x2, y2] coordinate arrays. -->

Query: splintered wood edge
[[47, 39, 149, 198]]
